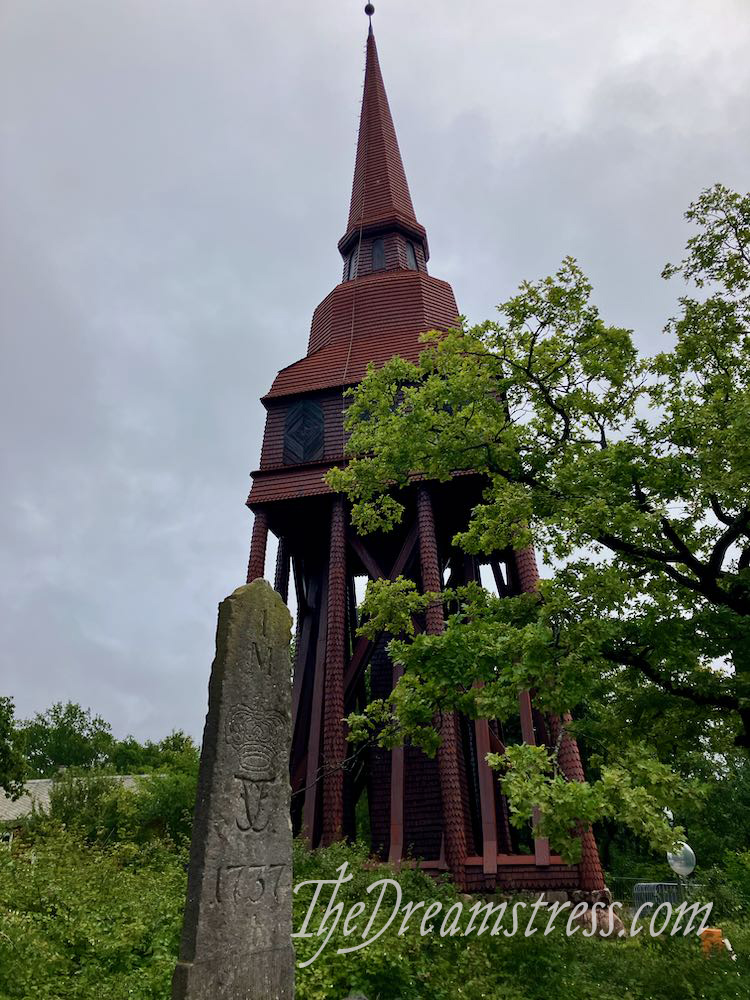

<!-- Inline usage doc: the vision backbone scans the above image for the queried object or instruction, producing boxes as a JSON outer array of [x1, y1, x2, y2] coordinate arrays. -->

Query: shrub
[[291, 841, 750, 1000], [40, 766, 198, 847], [0, 830, 185, 1000], [701, 852, 750, 919], [1, 829, 747, 999]]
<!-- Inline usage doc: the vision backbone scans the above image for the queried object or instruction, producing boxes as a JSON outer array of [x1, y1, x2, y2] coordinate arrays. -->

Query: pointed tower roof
[[254, 13, 459, 409], [339, 26, 428, 257]]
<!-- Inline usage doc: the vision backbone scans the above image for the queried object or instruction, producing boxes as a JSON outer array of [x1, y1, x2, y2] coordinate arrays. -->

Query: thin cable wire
[[342, 42, 370, 384]]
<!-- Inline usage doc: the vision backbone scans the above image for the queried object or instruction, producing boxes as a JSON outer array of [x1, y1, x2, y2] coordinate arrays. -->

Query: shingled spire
[[339, 26, 428, 260]]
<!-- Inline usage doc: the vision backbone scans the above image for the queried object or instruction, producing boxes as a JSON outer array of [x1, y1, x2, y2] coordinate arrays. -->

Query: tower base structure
[[247, 475, 604, 894]]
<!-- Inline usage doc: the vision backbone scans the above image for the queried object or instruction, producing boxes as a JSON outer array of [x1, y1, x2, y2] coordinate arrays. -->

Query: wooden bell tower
[[245, 12, 603, 894]]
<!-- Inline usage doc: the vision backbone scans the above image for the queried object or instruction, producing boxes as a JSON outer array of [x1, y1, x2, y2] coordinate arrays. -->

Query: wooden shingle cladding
[[342, 30, 423, 251], [247, 465, 334, 507], [278, 270, 459, 389], [249, 269, 458, 506]]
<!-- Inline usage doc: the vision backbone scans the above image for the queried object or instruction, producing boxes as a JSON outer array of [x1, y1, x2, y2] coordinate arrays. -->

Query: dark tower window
[[283, 400, 325, 465], [347, 248, 359, 281], [372, 238, 385, 271], [405, 241, 418, 270]]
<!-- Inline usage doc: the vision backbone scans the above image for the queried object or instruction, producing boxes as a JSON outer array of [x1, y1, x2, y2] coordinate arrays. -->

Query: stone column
[[172, 580, 294, 1000], [322, 498, 347, 845], [246, 509, 269, 583], [417, 486, 468, 881]]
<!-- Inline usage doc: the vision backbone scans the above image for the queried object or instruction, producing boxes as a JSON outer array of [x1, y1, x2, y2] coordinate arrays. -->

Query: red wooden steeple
[[251, 18, 459, 488], [244, 10, 605, 897]]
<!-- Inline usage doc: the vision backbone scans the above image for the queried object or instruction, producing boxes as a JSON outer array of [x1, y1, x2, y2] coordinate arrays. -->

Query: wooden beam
[[348, 536, 385, 581], [292, 554, 308, 614], [274, 537, 290, 602], [348, 522, 418, 584], [388, 663, 405, 863], [302, 579, 329, 846], [390, 522, 419, 579], [474, 718, 498, 876], [344, 634, 373, 703], [343, 522, 419, 702], [418, 486, 468, 880], [291, 750, 307, 794], [291, 576, 318, 724], [488, 727, 506, 756], [322, 499, 347, 845], [519, 689, 551, 867], [489, 556, 508, 597]]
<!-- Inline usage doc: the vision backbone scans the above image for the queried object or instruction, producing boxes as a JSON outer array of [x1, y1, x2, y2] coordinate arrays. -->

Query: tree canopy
[[9, 700, 197, 780], [328, 184, 750, 859], [0, 697, 26, 799]]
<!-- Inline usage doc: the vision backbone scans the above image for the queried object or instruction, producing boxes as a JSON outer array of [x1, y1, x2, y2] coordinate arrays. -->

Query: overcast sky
[[1, 0, 749, 742]]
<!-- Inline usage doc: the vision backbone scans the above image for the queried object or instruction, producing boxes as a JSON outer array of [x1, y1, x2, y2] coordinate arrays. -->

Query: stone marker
[[173, 580, 295, 1000]]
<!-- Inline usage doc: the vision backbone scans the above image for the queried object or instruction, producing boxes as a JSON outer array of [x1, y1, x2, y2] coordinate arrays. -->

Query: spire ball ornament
[[365, 4, 375, 16]]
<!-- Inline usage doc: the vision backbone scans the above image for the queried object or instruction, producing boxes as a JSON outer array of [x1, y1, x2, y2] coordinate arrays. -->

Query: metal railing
[[609, 876, 703, 908]]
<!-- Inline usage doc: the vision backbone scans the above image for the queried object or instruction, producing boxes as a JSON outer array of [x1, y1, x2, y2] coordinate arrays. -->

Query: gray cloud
[[1, 0, 749, 739]]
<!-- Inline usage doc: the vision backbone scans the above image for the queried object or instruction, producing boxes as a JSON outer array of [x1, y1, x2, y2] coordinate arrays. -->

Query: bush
[[1, 828, 747, 999], [38, 765, 198, 847], [0, 830, 185, 1000], [700, 852, 750, 919], [291, 841, 750, 1000], [131, 769, 198, 845]]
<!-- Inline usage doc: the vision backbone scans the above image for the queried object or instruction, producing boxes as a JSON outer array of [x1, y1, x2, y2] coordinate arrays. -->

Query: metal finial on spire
[[365, 4, 375, 31]]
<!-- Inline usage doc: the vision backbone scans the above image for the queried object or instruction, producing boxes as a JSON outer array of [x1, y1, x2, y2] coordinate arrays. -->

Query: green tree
[[16, 701, 114, 777], [0, 696, 26, 798], [328, 184, 750, 858], [108, 730, 198, 774]]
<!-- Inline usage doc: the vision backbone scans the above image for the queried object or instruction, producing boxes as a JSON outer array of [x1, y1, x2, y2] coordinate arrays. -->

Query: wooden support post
[[514, 542, 604, 884], [344, 635, 374, 703], [246, 508, 269, 583], [550, 713, 605, 890], [292, 576, 317, 724], [417, 486, 468, 882], [464, 555, 498, 876], [514, 545, 540, 595], [302, 580, 328, 845], [346, 576, 358, 652], [518, 690, 551, 866], [489, 556, 508, 597], [474, 718, 498, 876], [322, 499, 347, 845], [513, 546, 551, 866], [274, 537, 290, 603], [348, 536, 385, 581], [488, 724, 514, 852], [389, 661, 405, 863]]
